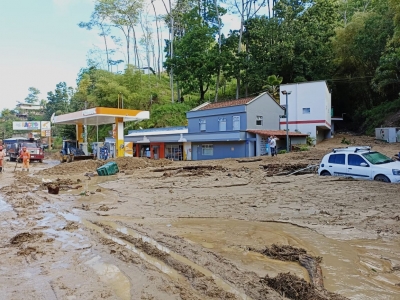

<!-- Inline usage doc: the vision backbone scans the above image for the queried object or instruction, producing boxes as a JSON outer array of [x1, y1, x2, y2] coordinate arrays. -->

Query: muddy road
[[0, 135, 400, 300]]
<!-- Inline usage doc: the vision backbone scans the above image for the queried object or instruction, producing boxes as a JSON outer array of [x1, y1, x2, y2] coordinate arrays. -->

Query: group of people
[[0, 145, 31, 173], [268, 136, 279, 157]]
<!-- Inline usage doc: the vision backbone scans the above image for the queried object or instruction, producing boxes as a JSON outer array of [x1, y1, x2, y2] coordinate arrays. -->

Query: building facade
[[279, 81, 331, 143], [186, 92, 285, 160], [15, 102, 45, 119]]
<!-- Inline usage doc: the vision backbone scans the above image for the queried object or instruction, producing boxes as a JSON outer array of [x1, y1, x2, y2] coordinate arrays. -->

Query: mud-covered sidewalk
[[1, 135, 400, 300]]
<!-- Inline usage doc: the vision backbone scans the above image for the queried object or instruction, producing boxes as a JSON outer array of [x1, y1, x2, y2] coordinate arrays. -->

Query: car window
[[362, 152, 393, 165], [348, 154, 368, 166], [328, 154, 345, 164]]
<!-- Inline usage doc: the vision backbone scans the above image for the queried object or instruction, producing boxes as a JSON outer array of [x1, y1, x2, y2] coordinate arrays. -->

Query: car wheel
[[320, 170, 331, 176], [374, 174, 391, 183]]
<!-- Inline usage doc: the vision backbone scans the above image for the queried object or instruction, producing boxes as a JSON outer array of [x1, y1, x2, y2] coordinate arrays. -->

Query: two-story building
[[15, 102, 45, 119], [185, 92, 303, 160], [279, 81, 332, 143]]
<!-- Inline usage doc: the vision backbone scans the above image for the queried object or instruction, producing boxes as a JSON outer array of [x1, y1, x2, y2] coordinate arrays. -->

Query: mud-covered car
[[318, 146, 400, 183]]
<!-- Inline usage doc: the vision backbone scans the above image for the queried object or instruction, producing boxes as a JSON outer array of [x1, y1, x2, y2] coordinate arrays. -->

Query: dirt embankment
[[37, 157, 173, 176]]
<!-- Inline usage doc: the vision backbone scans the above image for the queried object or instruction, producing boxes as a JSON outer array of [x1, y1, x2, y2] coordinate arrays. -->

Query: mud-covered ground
[[1, 134, 400, 300]]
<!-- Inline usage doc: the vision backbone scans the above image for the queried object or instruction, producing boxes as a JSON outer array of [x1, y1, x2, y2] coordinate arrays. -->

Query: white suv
[[318, 146, 400, 183]]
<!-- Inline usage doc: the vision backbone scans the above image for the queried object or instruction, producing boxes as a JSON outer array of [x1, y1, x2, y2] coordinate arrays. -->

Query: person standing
[[0, 146, 5, 173], [269, 136, 276, 157], [19, 146, 30, 172]]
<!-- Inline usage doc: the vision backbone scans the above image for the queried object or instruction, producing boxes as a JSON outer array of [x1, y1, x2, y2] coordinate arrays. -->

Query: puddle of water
[[45, 228, 90, 250], [101, 221, 252, 299], [137, 218, 400, 300], [82, 220, 185, 281], [85, 255, 131, 300], [59, 212, 81, 222], [0, 197, 12, 212]]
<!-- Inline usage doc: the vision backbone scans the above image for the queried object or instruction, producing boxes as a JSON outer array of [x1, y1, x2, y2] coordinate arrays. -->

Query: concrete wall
[[246, 93, 284, 130], [291, 137, 307, 145], [191, 142, 246, 160], [279, 81, 331, 142], [183, 142, 192, 160]]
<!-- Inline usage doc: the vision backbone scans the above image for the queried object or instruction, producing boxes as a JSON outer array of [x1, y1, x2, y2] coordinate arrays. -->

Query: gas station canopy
[[52, 107, 150, 125]]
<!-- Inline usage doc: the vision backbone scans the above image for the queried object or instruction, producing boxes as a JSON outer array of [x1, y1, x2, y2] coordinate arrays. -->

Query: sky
[[0, 0, 98, 112], [0, 0, 241, 113]]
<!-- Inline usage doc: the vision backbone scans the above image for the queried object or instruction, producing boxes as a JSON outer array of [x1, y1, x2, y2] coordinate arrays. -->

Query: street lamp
[[281, 90, 292, 152]]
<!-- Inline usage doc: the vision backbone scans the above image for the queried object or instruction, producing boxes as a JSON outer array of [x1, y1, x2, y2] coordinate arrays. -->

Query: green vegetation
[[1, 0, 400, 140], [341, 137, 351, 145], [299, 145, 309, 151], [362, 98, 400, 135], [278, 150, 287, 154]]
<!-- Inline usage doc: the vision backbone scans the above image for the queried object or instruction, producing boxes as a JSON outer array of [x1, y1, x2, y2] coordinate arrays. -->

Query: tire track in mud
[[90, 220, 284, 300], [86, 220, 257, 300], [106, 221, 348, 300]]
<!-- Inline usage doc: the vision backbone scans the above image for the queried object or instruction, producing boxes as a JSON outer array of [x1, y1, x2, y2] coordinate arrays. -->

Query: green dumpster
[[97, 162, 119, 176]]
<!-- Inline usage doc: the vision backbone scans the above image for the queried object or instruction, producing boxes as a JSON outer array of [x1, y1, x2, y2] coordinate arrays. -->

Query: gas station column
[[76, 124, 83, 144], [115, 117, 124, 157]]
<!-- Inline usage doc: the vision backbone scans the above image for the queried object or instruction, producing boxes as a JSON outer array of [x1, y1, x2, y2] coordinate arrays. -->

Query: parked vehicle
[[60, 140, 95, 163], [6, 137, 44, 163], [318, 146, 400, 183]]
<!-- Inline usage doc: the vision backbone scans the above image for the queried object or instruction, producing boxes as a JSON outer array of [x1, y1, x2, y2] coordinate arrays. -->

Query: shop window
[[219, 118, 226, 131], [165, 144, 183, 160], [256, 116, 263, 126], [233, 116, 240, 130], [199, 119, 206, 131], [202, 144, 213, 156]]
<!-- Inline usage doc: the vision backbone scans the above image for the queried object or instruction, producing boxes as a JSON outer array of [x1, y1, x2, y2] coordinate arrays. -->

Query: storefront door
[[153, 145, 159, 159]]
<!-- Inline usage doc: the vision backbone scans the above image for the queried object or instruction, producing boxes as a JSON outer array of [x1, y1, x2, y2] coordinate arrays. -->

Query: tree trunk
[[132, 26, 140, 69], [214, 0, 221, 102], [151, 0, 161, 78], [100, 24, 110, 72], [236, 1, 245, 100]]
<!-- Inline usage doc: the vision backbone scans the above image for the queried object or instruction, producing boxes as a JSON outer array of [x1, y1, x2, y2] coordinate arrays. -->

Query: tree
[[94, 0, 144, 67], [263, 75, 283, 101], [230, 0, 267, 98], [164, 6, 221, 102], [79, 10, 113, 72], [24, 87, 40, 104]]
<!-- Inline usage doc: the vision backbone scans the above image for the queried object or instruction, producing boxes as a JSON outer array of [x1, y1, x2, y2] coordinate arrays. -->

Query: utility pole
[[281, 90, 292, 152], [169, 0, 174, 103]]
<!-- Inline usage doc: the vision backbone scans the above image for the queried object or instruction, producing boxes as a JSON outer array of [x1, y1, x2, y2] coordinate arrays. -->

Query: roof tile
[[198, 97, 255, 110]]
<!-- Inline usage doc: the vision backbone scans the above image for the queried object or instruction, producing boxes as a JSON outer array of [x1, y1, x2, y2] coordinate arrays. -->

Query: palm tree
[[263, 75, 283, 101]]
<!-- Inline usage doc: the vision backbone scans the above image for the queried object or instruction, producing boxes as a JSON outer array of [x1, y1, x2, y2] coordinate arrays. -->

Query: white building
[[279, 81, 332, 144]]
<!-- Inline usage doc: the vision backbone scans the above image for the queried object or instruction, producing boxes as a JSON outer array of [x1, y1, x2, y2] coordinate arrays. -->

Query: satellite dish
[[50, 113, 55, 123]]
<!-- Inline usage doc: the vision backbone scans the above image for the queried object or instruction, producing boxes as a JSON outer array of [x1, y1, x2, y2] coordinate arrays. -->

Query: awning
[[52, 107, 150, 126], [247, 129, 309, 137]]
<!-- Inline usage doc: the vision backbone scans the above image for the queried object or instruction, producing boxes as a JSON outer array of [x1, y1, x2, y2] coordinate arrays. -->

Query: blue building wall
[[187, 106, 247, 133], [191, 142, 246, 160]]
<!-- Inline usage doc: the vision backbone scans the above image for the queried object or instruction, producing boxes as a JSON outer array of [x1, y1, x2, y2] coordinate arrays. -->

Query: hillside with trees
[[1, 0, 399, 141]]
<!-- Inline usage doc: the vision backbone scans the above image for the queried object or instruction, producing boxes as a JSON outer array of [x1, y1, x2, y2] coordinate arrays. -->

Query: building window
[[202, 144, 213, 156], [218, 118, 226, 131], [233, 116, 240, 130], [199, 119, 206, 131], [256, 116, 263, 126], [303, 108, 311, 114]]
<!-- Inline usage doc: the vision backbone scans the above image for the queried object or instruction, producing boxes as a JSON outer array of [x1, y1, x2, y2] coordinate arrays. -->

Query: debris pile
[[37, 160, 103, 176], [260, 163, 317, 176]]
